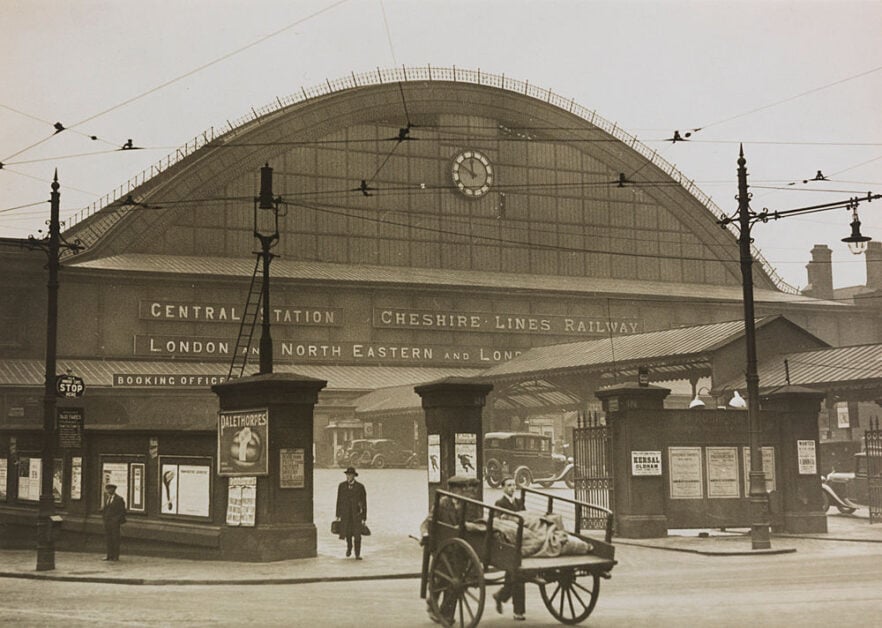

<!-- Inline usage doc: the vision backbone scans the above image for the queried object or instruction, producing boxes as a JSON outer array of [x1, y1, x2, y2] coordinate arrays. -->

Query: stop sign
[[56, 374, 85, 398]]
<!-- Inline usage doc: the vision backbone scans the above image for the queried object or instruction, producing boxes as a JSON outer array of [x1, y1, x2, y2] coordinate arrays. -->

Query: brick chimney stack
[[866, 241, 882, 291], [803, 244, 833, 300]]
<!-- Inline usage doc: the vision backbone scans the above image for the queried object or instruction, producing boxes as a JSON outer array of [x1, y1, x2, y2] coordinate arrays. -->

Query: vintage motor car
[[343, 438, 419, 469], [483, 431, 574, 489], [823, 452, 869, 513]]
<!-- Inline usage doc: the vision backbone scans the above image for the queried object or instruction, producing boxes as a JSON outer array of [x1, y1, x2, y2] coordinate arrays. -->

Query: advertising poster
[[427, 434, 441, 483], [18, 457, 36, 501], [797, 440, 818, 475], [454, 433, 477, 478], [70, 457, 82, 500], [178, 465, 210, 517], [161, 463, 178, 514], [101, 462, 129, 508], [742, 447, 777, 494], [279, 449, 305, 488], [0, 458, 7, 500], [227, 476, 256, 526], [218, 408, 269, 477], [631, 450, 662, 476], [241, 482, 257, 527], [53, 458, 63, 504], [836, 404, 850, 428], [668, 447, 703, 499], [130, 463, 145, 511], [56, 407, 84, 449], [706, 447, 740, 498]]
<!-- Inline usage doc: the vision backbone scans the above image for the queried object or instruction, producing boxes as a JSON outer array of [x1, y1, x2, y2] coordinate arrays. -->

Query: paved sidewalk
[[1, 509, 879, 585]]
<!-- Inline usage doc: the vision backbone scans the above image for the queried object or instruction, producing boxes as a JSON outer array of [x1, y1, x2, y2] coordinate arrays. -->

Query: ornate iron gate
[[572, 411, 614, 531], [866, 419, 882, 524]]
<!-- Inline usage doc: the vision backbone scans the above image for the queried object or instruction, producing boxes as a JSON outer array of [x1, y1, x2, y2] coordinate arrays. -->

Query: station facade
[[1, 68, 879, 555]]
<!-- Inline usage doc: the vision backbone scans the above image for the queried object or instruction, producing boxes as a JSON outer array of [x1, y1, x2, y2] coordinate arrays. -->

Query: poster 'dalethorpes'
[[218, 408, 269, 477]]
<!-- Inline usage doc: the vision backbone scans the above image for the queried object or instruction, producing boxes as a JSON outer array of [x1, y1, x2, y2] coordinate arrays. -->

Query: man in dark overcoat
[[493, 477, 526, 620], [335, 466, 367, 559], [101, 483, 127, 561]]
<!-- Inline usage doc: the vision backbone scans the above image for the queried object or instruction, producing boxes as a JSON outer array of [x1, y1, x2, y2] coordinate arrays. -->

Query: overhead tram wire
[[0, 0, 352, 165]]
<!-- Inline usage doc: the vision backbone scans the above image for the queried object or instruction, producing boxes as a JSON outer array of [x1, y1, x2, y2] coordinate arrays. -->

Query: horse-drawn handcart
[[420, 486, 616, 627]]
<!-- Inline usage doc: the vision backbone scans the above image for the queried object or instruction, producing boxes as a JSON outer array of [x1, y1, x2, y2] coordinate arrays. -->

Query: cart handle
[[519, 486, 615, 543]]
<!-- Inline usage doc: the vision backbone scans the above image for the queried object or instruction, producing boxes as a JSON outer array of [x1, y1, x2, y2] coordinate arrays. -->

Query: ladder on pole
[[227, 255, 263, 379]]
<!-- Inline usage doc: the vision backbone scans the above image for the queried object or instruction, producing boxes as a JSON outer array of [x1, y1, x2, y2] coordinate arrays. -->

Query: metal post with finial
[[31, 171, 83, 570], [736, 147, 772, 550]]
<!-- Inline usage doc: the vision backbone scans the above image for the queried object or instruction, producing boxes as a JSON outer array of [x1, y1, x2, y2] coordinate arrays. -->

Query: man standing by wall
[[101, 483, 127, 561], [335, 467, 367, 559]]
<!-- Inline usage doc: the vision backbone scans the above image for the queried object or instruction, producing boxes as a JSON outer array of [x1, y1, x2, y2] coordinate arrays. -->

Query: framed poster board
[[218, 408, 269, 477], [705, 447, 740, 498], [160, 456, 212, 519], [279, 448, 305, 488], [668, 447, 703, 499], [129, 463, 146, 511], [17, 455, 41, 502]]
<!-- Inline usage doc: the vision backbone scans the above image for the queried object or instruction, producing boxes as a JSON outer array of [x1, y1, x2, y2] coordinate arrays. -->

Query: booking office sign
[[218, 408, 269, 476]]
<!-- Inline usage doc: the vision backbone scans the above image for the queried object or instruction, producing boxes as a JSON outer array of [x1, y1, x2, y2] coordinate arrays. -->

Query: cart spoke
[[433, 570, 456, 586], [573, 580, 595, 597], [461, 591, 476, 622], [566, 586, 577, 618], [569, 582, 588, 609], [548, 582, 562, 605]]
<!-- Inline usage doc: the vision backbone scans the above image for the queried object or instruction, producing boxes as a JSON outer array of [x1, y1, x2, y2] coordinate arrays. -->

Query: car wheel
[[485, 459, 502, 488], [538, 481, 554, 488], [349, 452, 361, 467], [513, 466, 532, 488], [407, 456, 419, 469], [564, 468, 575, 489], [372, 455, 385, 469]]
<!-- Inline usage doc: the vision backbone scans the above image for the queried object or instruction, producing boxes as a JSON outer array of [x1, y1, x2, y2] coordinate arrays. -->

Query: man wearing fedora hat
[[335, 467, 367, 559], [101, 483, 127, 561]]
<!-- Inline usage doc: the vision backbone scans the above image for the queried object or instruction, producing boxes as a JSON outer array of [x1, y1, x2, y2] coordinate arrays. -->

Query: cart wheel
[[428, 537, 485, 628], [564, 468, 575, 489], [485, 459, 502, 488], [540, 571, 600, 625], [513, 465, 533, 488]]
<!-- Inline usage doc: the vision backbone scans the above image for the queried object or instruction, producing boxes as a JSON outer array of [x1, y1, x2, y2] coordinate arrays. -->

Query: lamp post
[[25, 172, 82, 570], [720, 147, 878, 550], [733, 147, 772, 550], [254, 163, 281, 375]]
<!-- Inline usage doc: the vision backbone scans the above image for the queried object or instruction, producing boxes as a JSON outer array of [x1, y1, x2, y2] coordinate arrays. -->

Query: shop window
[[100, 455, 147, 514], [13, 455, 62, 504]]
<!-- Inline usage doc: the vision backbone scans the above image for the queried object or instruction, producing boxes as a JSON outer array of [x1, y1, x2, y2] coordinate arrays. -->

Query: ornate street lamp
[[254, 163, 281, 375], [842, 198, 871, 255], [719, 147, 878, 550]]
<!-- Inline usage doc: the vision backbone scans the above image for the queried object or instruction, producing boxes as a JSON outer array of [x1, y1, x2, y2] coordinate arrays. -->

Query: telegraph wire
[[0, 0, 351, 164], [692, 64, 882, 133]]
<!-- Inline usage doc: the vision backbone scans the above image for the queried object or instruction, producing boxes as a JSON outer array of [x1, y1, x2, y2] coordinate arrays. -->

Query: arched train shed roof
[[63, 66, 791, 293]]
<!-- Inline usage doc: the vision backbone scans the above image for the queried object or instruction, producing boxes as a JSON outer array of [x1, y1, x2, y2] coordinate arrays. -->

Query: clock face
[[451, 150, 494, 198]]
